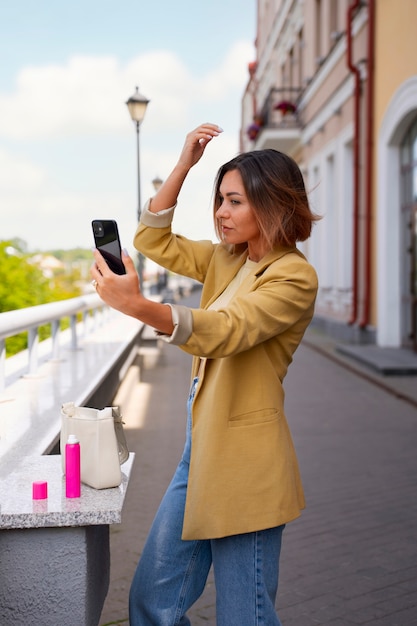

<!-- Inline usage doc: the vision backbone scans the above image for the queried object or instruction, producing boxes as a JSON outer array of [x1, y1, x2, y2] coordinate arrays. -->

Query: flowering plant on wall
[[246, 115, 264, 141], [274, 100, 296, 115]]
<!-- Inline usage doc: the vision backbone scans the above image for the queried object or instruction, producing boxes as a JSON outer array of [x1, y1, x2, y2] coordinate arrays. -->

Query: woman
[[91, 123, 319, 625]]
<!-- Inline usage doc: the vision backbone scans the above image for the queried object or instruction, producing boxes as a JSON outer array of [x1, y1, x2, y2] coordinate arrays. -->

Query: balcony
[[245, 87, 302, 154]]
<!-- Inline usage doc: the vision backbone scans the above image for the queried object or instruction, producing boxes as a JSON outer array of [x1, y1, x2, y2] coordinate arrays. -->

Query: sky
[[0, 0, 256, 253]]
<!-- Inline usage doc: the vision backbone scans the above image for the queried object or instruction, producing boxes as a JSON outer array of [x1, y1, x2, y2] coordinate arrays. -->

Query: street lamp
[[126, 86, 149, 286], [150, 176, 168, 294], [126, 86, 150, 221], [152, 175, 163, 192]]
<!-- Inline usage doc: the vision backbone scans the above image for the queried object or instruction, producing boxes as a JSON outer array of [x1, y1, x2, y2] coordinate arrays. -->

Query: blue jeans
[[129, 378, 284, 626]]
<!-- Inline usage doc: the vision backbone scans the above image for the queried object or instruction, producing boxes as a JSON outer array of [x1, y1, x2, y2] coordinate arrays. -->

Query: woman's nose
[[216, 204, 228, 219]]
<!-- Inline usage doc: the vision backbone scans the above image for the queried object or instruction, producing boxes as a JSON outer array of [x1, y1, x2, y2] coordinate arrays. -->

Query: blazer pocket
[[228, 408, 280, 428]]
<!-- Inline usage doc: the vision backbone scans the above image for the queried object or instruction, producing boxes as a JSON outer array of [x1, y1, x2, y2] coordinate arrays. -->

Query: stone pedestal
[[0, 525, 109, 626], [0, 454, 134, 626]]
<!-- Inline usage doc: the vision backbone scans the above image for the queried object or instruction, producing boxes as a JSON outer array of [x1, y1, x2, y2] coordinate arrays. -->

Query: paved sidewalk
[[99, 294, 417, 626]]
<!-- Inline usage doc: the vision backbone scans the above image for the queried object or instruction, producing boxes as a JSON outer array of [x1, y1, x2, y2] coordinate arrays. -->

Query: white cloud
[[0, 149, 46, 190], [198, 41, 252, 100], [123, 52, 193, 131], [0, 42, 252, 140], [0, 56, 132, 139], [0, 40, 254, 250]]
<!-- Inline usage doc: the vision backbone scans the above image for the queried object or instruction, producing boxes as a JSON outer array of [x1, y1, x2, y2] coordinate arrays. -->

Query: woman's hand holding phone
[[91, 218, 144, 316], [91, 219, 126, 275], [91, 248, 144, 315], [91, 248, 174, 335]]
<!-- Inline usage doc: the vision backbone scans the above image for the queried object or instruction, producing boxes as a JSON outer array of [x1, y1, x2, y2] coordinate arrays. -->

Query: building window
[[297, 28, 304, 88], [400, 117, 417, 349], [329, 0, 338, 43], [315, 0, 322, 61], [288, 47, 294, 89]]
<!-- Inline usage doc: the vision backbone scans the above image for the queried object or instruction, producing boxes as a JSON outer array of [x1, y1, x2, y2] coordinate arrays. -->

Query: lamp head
[[126, 86, 150, 124], [152, 176, 163, 191]]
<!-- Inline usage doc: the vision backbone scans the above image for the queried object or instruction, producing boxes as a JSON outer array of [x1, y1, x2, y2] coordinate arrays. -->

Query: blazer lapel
[[253, 246, 297, 277], [201, 250, 248, 308], [200, 245, 297, 308]]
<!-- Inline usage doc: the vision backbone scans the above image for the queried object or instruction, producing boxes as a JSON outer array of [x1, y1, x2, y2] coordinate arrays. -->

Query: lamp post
[[126, 86, 149, 285], [152, 175, 163, 192], [151, 176, 168, 294]]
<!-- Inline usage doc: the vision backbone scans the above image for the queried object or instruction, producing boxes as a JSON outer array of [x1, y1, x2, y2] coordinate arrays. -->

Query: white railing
[[0, 293, 106, 392], [0, 293, 146, 470]]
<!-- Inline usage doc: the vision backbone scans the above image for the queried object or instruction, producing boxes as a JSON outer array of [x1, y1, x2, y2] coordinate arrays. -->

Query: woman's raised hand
[[177, 123, 223, 170], [146, 123, 223, 216]]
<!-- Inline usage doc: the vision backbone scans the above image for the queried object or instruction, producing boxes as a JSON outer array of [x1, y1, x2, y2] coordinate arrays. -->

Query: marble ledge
[[0, 453, 135, 530]]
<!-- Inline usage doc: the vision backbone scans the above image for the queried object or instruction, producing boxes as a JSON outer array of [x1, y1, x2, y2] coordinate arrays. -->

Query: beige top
[[207, 257, 258, 310], [197, 257, 258, 377]]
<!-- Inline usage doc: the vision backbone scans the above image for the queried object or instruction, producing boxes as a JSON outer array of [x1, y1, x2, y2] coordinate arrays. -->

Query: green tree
[[0, 240, 86, 356], [0, 241, 51, 312]]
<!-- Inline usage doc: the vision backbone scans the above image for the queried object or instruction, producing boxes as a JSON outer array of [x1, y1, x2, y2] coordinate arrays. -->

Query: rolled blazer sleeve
[[182, 255, 318, 358], [140, 198, 176, 227], [156, 303, 194, 345], [137, 199, 195, 345], [134, 202, 217, 284]]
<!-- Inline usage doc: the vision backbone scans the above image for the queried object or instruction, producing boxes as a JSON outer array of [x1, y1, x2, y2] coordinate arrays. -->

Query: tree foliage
[[0, 239, 90, 356], [0, 241, 49, 312]]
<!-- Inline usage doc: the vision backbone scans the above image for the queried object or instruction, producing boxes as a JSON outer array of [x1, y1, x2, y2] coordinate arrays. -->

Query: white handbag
[[61, 402, 129, 489]]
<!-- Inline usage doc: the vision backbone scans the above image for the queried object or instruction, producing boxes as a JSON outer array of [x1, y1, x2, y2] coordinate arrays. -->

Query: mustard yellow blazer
[[134, 212, 318, 540]]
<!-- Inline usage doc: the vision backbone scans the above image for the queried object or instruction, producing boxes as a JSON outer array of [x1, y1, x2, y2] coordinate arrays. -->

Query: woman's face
[[216, 169, 266, 262]]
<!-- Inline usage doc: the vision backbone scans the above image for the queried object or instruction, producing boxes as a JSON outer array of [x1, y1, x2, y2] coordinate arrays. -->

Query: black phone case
[[92, 220, 126, 275]]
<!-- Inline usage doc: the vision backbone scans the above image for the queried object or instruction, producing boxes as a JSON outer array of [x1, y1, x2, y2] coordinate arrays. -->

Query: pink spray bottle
[[65, 434, 81, 498]]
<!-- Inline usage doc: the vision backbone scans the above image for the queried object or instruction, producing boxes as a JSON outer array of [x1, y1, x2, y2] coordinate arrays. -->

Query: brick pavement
[[278, 337, 417, 625], [99, 294, 417, 626]]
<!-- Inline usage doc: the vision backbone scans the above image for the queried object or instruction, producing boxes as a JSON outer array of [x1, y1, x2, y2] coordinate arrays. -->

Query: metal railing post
[[51, 319, 60, 360], [0, 339, 5, 392], [28, 327, 39, 375]]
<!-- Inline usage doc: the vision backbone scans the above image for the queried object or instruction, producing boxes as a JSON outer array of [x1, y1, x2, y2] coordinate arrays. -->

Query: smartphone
[[92, 219, 126, 275]]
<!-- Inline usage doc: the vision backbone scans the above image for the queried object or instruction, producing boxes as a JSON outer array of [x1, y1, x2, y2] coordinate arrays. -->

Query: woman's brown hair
[[213, 149, 320, 250]]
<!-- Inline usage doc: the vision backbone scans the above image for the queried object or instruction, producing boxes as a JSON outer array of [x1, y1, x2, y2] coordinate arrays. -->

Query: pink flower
[[247, 122, 261, 140], [274, 100, 296, 114]]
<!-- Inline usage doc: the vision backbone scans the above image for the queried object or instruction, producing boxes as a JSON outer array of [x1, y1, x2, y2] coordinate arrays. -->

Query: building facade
[[241, 0, 417, 352]]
